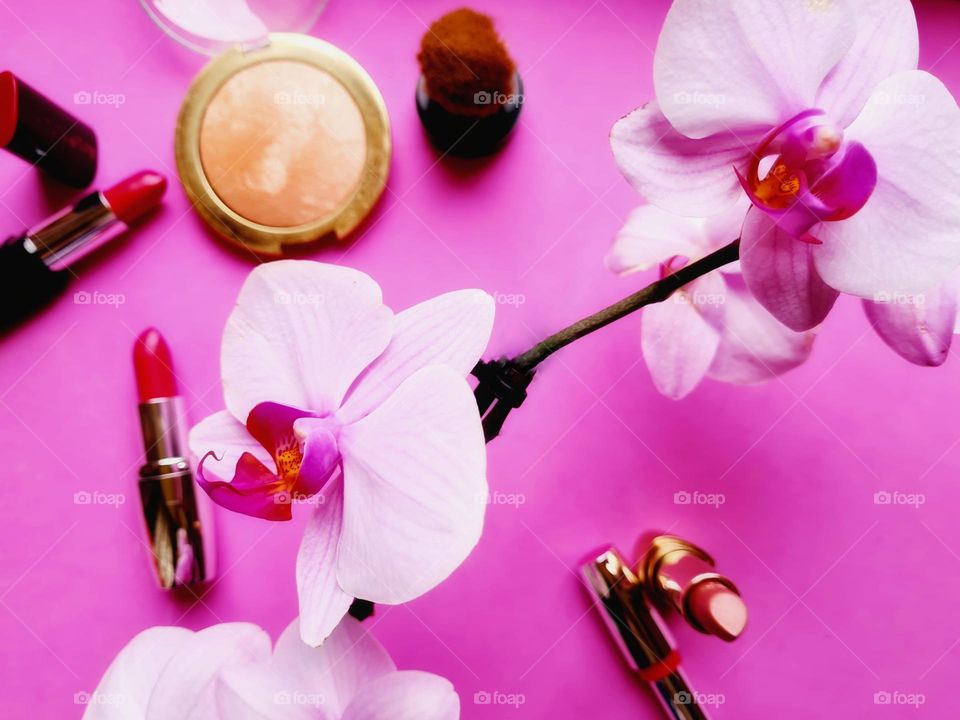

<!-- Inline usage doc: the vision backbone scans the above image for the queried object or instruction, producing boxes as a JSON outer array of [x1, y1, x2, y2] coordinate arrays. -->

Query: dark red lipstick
[[0, 70, 97, 187], [134, 327, 215, 589], [0, 170, 166, 330]]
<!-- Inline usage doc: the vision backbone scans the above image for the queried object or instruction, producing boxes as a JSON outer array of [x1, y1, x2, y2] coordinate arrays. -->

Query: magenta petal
[[809, 141, 877, 221], [740, 209, 839, 331], [293, 424, 341, 497], [863, 282, 958, 366], [188, 410, 272, 485], [246, 402, 312, 456], [197, 452, 290, 522]]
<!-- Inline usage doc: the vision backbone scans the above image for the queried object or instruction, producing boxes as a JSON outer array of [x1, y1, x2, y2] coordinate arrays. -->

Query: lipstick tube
[[582, 547, 708, 720], [640, 535, 747, 642], [0, 171, 166, 330], [0, 71, 97, 187], [134, 329, 215, 589]]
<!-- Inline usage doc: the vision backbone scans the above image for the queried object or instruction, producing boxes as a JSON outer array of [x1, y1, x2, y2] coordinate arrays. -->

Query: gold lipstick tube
[[640, 535, 739, 635], [582, 547, 709, 720]]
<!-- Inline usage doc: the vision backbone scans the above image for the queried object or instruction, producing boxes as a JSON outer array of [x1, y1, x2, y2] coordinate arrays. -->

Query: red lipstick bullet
[[0, 170, 166, 330], [134, 327, 178, 402], [134, 327, 216, 589]]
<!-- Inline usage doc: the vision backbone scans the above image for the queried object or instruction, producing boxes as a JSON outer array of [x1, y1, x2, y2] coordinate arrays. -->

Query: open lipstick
[[583, 547, 709, 719], [640, 535, 748, 643], [0, 170, 166, 330], [134, 327, 215, 589]]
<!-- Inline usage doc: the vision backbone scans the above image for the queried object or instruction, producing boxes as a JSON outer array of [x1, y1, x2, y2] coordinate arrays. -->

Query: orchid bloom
[[82, 616, 459, 720], [611, 0, 960, 339], [608, 200, 814, 398], [189, 261, 494, 644], [863, 275, 960, 366]]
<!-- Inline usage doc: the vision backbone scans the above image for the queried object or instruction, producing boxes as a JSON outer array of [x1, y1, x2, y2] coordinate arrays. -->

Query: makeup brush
[[416, 8, 523, 157]]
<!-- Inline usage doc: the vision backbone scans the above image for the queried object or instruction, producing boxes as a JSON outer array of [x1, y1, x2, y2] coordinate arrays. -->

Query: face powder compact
[[142, 0, 391, 255]]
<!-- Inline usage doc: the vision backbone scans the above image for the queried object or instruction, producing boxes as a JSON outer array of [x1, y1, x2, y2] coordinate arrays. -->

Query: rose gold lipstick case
[[640, 535, 738, 634], [138, 397, 216, 589], [582, 547, 709, 720]]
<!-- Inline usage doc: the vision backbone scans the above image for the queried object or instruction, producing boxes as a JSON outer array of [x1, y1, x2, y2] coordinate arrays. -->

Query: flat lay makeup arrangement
[[3, 0, 960, 717]]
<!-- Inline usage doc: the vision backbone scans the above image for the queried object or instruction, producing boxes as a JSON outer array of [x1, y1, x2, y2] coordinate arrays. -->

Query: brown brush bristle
[[418, 8, 516, 118]]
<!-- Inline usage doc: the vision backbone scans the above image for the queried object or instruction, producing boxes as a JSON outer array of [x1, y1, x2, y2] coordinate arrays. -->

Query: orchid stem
[[513, 239, 741, 371], [472, 239, 740, 441]]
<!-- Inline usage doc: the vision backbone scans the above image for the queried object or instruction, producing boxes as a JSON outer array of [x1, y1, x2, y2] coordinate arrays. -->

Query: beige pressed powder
[[175, 33, 391, 255], [199, 60, 367, 228]]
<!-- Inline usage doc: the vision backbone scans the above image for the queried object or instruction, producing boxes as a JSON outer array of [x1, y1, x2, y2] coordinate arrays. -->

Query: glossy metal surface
[[582, 547, 708, 720], [26, 192, 122, 271], [640, 535, 738, 635], [137, 397, 215, 589]]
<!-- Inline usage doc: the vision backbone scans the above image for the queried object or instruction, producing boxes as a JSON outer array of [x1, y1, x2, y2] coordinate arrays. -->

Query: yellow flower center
[[275, 439, 303, 486]]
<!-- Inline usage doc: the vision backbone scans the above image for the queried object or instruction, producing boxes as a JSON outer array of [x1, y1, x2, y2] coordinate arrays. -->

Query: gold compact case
[[143, 1, 391, 256]]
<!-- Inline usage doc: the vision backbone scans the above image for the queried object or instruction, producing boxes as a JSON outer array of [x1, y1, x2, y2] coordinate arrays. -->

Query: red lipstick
[[0, 70, 97, 187], [104, 171, 168, 226], [134, 327, 178, 401], [134, 327, 215, 589], [0, 170, 166, 330]]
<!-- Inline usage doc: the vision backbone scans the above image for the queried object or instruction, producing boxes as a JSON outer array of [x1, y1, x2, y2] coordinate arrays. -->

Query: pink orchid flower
[[83, 616, 459, 720], [612, 0, 960, 335], [189, 261, 494, 644], [608, 201, 814, 398], [863, 275, 960, 366]]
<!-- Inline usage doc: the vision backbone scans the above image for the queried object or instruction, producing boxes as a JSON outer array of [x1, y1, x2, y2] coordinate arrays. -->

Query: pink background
[[2, 0, 960, 717]]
